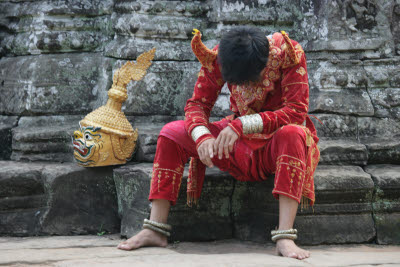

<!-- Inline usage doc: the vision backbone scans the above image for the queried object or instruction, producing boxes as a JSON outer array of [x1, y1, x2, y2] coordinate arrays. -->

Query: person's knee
[[159, 120, 186, 137], [275, 124, 306, 144]]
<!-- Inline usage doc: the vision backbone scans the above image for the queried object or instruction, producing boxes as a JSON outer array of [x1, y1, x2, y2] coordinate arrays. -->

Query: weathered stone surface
[[362, 138, 400, 164], [0, 161, 120, 236], [0, 54, 112, 115], [113, 13, 206, 40], [232, 165, 375, 244], [358, 117, 400, 138], [1, 0, 399, 245], [0, 161, 46, 236], [303, 1, 394, 55], [364, 58, 400, 88], [2, 236, 400, 267], [310, 114, 357, 138], [105, 37, 196, 61], [393, 0, 400, 55], [114, 163, 234, 241], [309, 89, 374, 116], [0, 1, 113, 18], [11, 116, 82, 162], [373, 213, 400, 245], [40, 163, 119, 235], [308, 60, 367, 90], [2, 32, 109, 56], [295, 214, 376, 244], [0, 161, 43, 235], [318, 139, 368, 165], [365, 165, 400, 194], [365, 165, 400, 244], [0, 0, 113, 56], [123, 61, 231, 117], [133, 123, 163, 163], [0, 116, 18, 160], [231, 178, 278, 243], [365, 165, 400, 213], [313, 165, 374, 203], [114, 0, 210, 17], [367, 88, 400, 119], [0, 161, 44, 199]]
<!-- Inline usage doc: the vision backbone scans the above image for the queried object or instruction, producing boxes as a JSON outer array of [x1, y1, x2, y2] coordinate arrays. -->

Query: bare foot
[[275, 239, 310, 260], [117, 229, 168, 251]]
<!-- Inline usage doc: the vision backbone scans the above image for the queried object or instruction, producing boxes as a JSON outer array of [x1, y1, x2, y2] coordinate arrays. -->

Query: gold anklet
[[271, 228, 297, 236], [144, 219, 172, 231], [271, 233, 297, 242], [143, 223, 171, 237]]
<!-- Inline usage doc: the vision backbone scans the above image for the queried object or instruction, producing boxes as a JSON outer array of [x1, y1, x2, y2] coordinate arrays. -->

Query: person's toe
[[288, 252, 297, 258]]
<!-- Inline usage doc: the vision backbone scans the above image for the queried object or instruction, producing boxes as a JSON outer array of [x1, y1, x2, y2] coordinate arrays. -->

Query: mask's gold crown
[[80, 48, 156, 137]]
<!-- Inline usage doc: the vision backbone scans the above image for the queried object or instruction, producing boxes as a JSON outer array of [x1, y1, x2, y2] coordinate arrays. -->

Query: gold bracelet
[[239, 114, 263, 134], [191, 126, 211, 142]]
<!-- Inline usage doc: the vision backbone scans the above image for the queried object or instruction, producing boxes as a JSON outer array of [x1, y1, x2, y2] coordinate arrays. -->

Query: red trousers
[[149, 120, 309, 206]]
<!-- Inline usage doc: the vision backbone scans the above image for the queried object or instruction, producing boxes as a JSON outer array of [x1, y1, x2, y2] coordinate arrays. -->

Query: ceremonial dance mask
[[72, 48, 156, 167]]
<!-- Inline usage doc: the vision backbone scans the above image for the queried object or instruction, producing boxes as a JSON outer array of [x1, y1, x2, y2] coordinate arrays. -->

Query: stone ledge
[[114, 163, 378, 245], [114, 163, 234, 241], [0, 161, 120, 236], [0, 116, 18, 160], [318, 139, 368, 166], [365, 164, 400, 244]]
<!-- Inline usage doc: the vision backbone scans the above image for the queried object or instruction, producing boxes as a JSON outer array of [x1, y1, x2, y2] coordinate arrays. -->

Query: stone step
[[0, 116, 18, 160], [114, 162, 400, 245], [364, 165, 400, 245], [114, 163, 234, 242], [133, 124, 373, 166], [0, 161, 120, 236], [12, 116, 397, 167]]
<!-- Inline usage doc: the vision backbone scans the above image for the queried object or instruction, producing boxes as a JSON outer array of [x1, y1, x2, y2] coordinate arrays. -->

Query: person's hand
[[214, 126, 239, 160], [197, 138, 216, 168]]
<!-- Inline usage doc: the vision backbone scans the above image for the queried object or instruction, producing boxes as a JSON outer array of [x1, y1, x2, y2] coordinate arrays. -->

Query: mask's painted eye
[[85, 134, 92, 140]]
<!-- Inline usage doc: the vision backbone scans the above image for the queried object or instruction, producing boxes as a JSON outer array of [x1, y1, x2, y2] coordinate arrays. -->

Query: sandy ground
[[0, 234, 399, 267]]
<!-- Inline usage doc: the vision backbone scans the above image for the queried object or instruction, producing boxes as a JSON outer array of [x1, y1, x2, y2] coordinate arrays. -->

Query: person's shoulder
[[270, 31, 304, 69], [270, 32, 300, 48]]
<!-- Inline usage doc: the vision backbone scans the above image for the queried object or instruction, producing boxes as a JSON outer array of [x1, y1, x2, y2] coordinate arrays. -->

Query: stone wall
[[0, 0, 399, 243]]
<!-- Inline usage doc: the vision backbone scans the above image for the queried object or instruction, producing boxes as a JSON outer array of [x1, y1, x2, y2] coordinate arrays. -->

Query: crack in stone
[[362, 166, 379, 244], [229, 178, 236, 239]]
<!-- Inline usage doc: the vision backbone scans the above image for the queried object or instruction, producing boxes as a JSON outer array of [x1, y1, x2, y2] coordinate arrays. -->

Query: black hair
[[218, 26, 269, 85]]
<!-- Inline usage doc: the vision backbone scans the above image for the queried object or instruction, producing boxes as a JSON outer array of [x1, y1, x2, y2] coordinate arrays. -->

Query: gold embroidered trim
[[281, 82, 308, 87], [277, 154, 306, 166], [153, 167, 183, 176], [278, 162, 305, 173]]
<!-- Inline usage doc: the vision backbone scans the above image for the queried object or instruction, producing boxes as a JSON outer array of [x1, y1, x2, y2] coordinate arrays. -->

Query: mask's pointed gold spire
[[191, 29, 217, 72], [81, 48, 156, 137]]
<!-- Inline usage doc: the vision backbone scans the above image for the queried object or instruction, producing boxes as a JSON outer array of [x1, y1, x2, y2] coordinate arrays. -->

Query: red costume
[[148, 30, 320, 207]]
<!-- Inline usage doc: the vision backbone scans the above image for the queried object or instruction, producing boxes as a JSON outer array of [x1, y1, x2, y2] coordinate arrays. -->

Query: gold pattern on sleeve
[[296, 66, 306, 76]]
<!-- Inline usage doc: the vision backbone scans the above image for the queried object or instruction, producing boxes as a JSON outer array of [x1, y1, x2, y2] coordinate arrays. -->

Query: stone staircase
[[1, 0, 399, 246], [1, 119, 399, 245]]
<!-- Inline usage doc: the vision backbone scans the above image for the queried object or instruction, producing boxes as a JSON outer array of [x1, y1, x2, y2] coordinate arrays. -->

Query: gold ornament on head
[[191, 28, 217, 72], [73, 48, 156, 167]]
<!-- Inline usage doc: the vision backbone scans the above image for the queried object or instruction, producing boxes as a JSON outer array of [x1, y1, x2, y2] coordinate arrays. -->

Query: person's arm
[[229, 41, 308, 136], [184, 55, 225, 150]]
